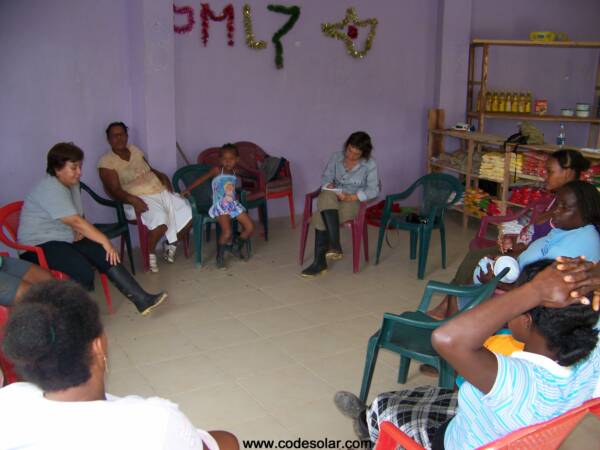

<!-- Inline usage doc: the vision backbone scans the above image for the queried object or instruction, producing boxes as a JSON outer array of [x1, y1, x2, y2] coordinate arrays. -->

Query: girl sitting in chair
[[182, 144, 254, 268]]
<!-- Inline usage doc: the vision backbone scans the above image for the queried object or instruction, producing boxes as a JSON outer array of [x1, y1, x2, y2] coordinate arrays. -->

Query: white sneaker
[[149, 253, 159, 273], [163, 242, 177, 263]]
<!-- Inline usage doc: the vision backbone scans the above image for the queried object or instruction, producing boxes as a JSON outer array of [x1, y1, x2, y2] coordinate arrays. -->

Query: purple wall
[[1, 0, 600, 233], [0, 0, 133, 217], [470, 0, 600, 146], [174, 0, 440, 215]]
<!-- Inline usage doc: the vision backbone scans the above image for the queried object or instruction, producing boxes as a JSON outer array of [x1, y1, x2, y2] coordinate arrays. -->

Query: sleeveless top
[[208, 168, 245, 218]]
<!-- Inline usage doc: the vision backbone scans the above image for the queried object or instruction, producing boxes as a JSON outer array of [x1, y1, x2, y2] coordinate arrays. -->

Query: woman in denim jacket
[[302, 131, 379, 277]]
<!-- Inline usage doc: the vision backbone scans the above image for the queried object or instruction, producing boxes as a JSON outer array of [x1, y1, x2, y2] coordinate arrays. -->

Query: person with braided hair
[[334, 259, 600, 449]]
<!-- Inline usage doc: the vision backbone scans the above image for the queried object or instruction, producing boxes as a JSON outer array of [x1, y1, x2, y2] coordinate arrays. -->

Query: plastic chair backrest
[[0, 201, 24, 246], [173, 164, 214, 212], [419, 173, 464, 218], [374, 399, 600, 450]]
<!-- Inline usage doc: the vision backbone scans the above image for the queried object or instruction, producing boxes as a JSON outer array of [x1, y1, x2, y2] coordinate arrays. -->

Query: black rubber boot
[[105, 265, 167, 316], [216, 244, 227, 269], [301, 230, 329, 277], [234, 237, 250, 261], [321, 209, 343, 259]]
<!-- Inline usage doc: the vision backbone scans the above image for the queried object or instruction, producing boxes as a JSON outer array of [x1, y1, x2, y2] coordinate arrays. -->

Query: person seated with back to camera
[[0, 254, 53, 307], [0, 280, 240, 450], [334, 258, 600, 449], [181, 143, 255, 269], [98, 122, 193, 273]]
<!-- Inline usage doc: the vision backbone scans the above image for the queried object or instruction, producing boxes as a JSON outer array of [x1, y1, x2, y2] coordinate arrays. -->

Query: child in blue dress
[[182, 144, 254, 268]]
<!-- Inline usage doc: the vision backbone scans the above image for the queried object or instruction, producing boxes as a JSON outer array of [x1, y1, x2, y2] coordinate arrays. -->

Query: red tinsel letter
[[200, 3, 235, 47], [173, 5, 195, 34]]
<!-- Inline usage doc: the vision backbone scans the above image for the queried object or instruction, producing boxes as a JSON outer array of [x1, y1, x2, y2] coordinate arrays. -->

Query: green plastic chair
[[358, 268, 508, 402], [375, 173, 464, 279], [172, 164, 249, 267], [80, 181, 135, 274]]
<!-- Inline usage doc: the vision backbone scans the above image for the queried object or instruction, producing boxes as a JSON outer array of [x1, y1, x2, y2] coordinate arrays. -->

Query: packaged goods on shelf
[[581, 163, 600, 183], [522, 152, 548, 177], [464, 188, 501, 217], [509, 187, 552, 206], [435, 148, 482, 173], [479, 152, 524, 181]]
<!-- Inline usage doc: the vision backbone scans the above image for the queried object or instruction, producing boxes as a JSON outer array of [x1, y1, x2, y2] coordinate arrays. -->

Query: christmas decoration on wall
[[200, 3, 235, 46], [243, 4, 267, 50], [173, 4, 195, 34], [267, 4, 300, 69], [321, 7, 378, 59]]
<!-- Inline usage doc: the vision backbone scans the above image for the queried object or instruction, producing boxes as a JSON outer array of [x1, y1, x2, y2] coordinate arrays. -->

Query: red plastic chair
[[128, 211, 190, 273], [298, 188, 371, 273], [0, 305, 19, 386], [374, 397, 600, 450], [469, 198, 553, 251], [0, 201, 113, 314]]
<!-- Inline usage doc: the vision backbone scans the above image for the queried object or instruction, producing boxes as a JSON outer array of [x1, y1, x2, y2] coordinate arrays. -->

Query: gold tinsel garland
[[321, 7, 378, 59], [243, 4, 267, 50]]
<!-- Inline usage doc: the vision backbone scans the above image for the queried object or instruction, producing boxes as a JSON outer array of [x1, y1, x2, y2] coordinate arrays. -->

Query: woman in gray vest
[[18, 142, 166, 315]]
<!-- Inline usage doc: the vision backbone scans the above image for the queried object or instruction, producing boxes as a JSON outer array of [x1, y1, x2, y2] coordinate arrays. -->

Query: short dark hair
[[46, 142, 84, 176], [559, 180, 600, 234], [344, 131, 373, 160], [3, 281, 103, 392], [517, 259, 599, 366], [220, 143, 239, 157], [105, 122, 128, 139], [550, 149, 590, 179]]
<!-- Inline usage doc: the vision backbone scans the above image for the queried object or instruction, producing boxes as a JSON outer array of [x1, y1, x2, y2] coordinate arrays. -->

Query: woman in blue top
[[334, 258, 600, 449], [302, 132, 380, 277]]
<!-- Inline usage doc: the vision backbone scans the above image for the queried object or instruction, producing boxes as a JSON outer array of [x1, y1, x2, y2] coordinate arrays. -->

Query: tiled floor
[[93, 213, 599, 448]]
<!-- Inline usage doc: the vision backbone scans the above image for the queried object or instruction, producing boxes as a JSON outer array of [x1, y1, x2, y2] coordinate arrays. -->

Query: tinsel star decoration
[[321, 7, 378, 59]]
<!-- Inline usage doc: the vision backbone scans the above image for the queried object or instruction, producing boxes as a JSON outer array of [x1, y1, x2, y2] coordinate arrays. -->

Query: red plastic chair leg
[[99, 274, 114, 315], [351, 223, 361, 273], [363, 220, 370, 262], [288, 192, 296, 228]]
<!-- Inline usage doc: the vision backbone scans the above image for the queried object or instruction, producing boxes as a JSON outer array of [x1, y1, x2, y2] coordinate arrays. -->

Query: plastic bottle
[[525, 93, 532, 113], [511, 93, 519, 113], [518, 93, 526, 113], [491, 92, 499, 112], [499, 92, 506, 112], [556, 123, 566, 146], [505, 93, 512, 113]]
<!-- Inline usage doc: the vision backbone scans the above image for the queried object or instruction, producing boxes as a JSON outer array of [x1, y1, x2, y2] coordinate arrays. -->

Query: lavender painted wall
[[0, 0, 133, 218], [2, 0, 600, 235], [174, 0, 441, 215], [470, 0, 600, 146]]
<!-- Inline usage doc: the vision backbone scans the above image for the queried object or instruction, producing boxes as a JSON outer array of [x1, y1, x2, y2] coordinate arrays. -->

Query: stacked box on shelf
[[522, 152, 548, 178], [479, 152, 524, 181]]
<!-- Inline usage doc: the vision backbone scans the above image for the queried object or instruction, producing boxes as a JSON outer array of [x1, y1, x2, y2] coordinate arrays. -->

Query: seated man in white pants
[[98, 122, 192, 273]]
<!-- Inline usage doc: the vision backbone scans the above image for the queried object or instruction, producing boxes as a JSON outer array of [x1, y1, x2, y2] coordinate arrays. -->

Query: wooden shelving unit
[[426, 109, 600, 228], [466, 39, 600, 148]]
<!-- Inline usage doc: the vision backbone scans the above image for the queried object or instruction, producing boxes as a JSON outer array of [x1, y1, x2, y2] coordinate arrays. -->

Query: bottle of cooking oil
[[491, 91, 499, 112], [485, 91, 492, 111], [511, 92, 519, 113], [499, 92, 506, 112], [525, 92, 532, 113], [505, 92, 512, 113], [517, 93, 525, 113]]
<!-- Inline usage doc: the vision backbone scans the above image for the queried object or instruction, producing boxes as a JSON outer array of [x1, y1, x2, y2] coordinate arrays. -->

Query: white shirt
[[0, 382, 218, 450]]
